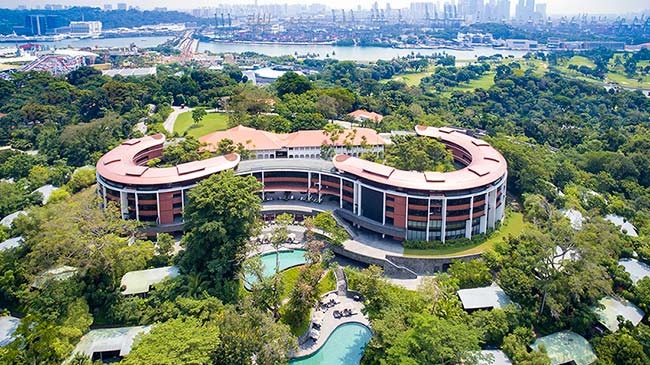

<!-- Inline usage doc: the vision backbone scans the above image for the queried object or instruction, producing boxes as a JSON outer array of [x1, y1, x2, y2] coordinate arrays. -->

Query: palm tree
[[182, 272, 209, 299]]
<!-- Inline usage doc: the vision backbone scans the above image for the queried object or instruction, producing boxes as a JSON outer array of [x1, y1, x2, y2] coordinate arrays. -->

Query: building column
[[101, 184, 107, 208], [426, 198, 431, 242], [487, 188, 497, 229], [135, 193, 139, 221], [156, 192, 161, 224], [318, 174, 322, 200], [307, 171, 312, 200], [480, 193, 488, 233], [261, 171, 265, 200], [441, 198, 447, 243], [356, 183, 362, 216], [405, 195, 409, 239], [181, 189, 185, 211], [119, 191, 128, 219], [465, 196, 474, 239], [382, 192, 386, 225], [339, 180, 343, 209]]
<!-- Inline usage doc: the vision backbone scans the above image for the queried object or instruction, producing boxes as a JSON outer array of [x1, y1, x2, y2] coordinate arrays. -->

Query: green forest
[[0, 49, 649, 364]]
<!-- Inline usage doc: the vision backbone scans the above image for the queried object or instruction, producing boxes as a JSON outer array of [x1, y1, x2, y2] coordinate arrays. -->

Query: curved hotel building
[[96, 125, 507, 242]]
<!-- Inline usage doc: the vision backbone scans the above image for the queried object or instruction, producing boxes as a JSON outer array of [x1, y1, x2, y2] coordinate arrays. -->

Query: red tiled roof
[[199, 125, 385, 152], [332, 126, 507, 192], [96, 134, 239, 186], [348, 109, 384, 122]]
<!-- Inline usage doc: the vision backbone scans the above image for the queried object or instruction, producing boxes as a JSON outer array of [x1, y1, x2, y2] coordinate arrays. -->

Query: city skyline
[[0, 0, 648, 16]]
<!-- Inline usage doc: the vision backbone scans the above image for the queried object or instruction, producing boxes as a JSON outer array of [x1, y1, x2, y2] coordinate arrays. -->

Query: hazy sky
[[1, 0, 647, 15]]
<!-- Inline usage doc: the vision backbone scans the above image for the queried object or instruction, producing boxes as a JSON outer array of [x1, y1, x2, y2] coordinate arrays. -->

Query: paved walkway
[[386, 275, 430, 290], [294, 293, 369, 358], [163, 106, 192, 133]]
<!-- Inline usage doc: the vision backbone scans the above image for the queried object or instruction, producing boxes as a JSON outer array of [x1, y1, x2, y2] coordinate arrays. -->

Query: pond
[[244, 249, 307, 288], [290, 322, 372, 365]]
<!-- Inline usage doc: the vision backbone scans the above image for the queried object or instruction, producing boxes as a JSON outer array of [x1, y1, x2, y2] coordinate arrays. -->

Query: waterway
[[1, 35, 528, 61], [198, 42, 529, 61]]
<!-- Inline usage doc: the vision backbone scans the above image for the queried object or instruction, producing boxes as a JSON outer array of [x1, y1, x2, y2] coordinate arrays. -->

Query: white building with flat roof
[[71, 326, 151, 362], [120, 266, 180, 295], [0, 316, 20, 347], [69, 21, 102, 37], [457, 283, 513, 311], [593, 296, 645, 332]]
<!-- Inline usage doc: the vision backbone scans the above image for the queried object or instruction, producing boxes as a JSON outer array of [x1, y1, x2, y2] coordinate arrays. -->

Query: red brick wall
[[391, 195, 407, 229], [158, 191, 175, 225]]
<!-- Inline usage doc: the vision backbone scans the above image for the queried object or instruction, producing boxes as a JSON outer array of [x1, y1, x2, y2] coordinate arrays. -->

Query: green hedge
[[403, 231, 493, 250]]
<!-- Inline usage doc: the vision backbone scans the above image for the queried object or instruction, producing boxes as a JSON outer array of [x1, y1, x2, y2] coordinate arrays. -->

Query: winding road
[[163, 106, 192, 134]]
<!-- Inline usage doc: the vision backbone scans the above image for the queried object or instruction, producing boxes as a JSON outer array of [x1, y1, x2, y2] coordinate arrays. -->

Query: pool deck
[[249, 225, 307, 257], [294, 293, 370, 358]]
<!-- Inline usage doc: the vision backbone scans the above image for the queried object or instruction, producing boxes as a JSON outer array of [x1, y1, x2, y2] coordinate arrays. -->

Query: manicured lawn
[[403, 211, 525, 258], [173, 111, 229, 138], [279, 266, 302, 298], [606, 71, 650, 89], [317, 269, 337, 295], [566, 56, 596, 68], [450, 72, 496, 92], [391, 71, 432, 86], [278, 268, 336, 336]]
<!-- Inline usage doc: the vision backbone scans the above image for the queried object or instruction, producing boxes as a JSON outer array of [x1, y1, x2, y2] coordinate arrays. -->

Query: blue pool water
[[290, 322, 372, 365], [244, 249, 307, 288]]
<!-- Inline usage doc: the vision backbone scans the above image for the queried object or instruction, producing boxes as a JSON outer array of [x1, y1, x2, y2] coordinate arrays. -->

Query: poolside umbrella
[[288, 233, 296, 242]]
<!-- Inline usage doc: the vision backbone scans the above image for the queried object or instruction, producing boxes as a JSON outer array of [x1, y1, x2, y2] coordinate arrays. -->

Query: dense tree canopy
[[179, 171, 262, 302], [384, 134, 454, 172]]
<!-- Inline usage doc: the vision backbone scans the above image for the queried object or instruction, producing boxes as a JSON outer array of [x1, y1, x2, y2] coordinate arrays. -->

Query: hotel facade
[[96, 126, 507, 242]]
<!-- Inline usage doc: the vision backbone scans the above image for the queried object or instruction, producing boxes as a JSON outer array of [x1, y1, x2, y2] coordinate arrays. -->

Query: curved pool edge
[[290, 321, 372, 363], [243, 249, 308, 290]]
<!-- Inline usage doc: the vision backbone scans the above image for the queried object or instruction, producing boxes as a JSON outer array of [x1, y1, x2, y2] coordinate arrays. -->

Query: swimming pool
[[244, 249, 308, 288], [290, 322, 372, 365]]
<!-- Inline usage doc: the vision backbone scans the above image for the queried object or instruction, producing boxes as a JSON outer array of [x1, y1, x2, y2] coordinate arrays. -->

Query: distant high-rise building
[[18, 14, 66, 36], [443, 2, 457, 19], [535, 3, 546, 19], [459, 0, 490, 21], [526, 0, 535, 16], [154, 7, 167, 12], [103, 4, 112, 10], [497, 0, 510, 20], [409, 2, 434, 20], [117, 3, 127, 11], [516, 0, 536, 21]]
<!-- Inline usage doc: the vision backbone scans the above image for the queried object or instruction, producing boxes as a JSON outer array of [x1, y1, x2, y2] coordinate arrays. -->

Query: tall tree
[[192, 107, 207, 125], [179, 171, 262, 302], [122, 317, 220, 365], [274, 72, 313, 98]]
